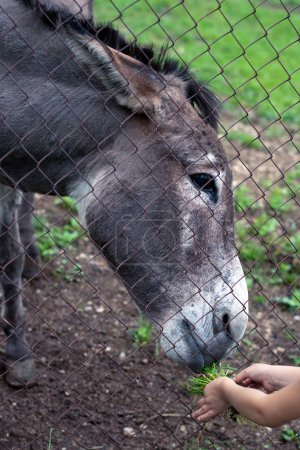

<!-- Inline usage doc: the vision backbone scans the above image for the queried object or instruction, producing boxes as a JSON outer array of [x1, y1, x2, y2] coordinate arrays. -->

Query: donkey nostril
[[182, 318, 194, 333], [222, 313, 231, 335]]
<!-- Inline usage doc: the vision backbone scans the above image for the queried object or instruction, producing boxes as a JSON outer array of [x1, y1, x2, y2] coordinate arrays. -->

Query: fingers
[[192, 400, 207, 420], [192, 408, 217, 422], [233, 370, 249, 384], [234, 376, 251, 386], [196, 398, 206, 409], [233, 375, 262, 390]]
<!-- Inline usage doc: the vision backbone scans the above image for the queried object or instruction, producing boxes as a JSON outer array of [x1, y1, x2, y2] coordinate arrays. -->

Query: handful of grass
[[187, 363, 251, 427]]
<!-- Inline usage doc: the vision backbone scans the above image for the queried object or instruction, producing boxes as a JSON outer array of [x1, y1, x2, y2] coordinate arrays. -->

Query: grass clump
[[187, 363, 234, 395], [227, 130, 263, 151], [273, 288, 300, 311], [280, 426, 300, 448], [53, 196, 78, 213], [129, 318, 152, 349], [187, 363, 251, 427], [34, 216, 84, 260]]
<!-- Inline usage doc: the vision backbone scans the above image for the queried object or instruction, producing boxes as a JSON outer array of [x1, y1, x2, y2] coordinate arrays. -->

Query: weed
[[34, 216, 84, 260], [274, 289, 300, 311], [254, 213, 280, 243], [53, 196, 78, 213], [187, 363, 252, 426], [234, 185, 259, 213], [48, 428, 54, 450], [55, 260, 83, 282], [292, 357, 300, 366], [187, 363, 235, 395], [241, 337, 254, 349], [129, 318, 152, 349], [253, 294, 266, 305], [246, 276, 254, 290], [282, 329, 295, 341], [227, 130, 263, 151], [237, 236, 266, 262], [280, 426, 300, 448]]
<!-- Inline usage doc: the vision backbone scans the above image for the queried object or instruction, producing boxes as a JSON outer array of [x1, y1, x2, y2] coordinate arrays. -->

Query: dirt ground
[[0, 121, 299, 449]]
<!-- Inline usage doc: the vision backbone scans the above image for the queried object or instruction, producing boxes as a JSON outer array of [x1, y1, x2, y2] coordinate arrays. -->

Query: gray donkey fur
[[0, 0, 248, 387]]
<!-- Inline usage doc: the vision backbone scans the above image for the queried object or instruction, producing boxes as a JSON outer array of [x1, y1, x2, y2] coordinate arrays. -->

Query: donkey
[[0, 0, 248, 387]]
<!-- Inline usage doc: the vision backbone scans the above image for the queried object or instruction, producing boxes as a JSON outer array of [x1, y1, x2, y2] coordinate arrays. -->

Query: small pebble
[[179, 425, 187, 435], [96, 305, 105, 313], [119, 351, 126, 361], [123, 427, 136, 437], [84, 305, 93, 312]]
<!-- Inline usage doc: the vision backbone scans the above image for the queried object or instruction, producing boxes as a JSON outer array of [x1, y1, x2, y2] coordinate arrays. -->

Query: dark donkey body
[[0, 0, 248, 386]]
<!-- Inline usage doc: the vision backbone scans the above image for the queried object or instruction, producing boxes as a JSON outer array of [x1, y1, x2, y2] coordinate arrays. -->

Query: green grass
[[227, 130, 263, 150], [292, 357, 300, 366], [280, 426, 300, 448], [274, 288, 300, 311], [129, 318, 152, 349], [253, 294, 266, 305], [187, 363, 235, 395], [55, 258, 83, 282], [94, 0, 300, 125], [53, 196, 78, 213], [234, 185, 259, 212], [34, 216, 84, 260], [187, 363, 252, 426], [234, 162, 299, 307], [48, 428, 54, 450]]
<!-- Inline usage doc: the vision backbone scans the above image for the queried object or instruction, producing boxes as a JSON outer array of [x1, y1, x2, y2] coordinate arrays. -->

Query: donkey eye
[[189, 173, 218, 203]]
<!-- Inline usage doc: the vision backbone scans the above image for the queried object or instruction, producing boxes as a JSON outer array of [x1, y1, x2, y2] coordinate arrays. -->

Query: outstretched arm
[[192, 377, 300, 427]]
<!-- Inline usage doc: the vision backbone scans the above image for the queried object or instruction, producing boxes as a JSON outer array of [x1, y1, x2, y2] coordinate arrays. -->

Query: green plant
[[253, 294, 266, 305], [241, 337, 254, 349], [292, 357, 300, 366], [34, 216, 84, 260], [227, 130, 263, 151], [53, 196, 78, 213], [187, 363, 235, 395], [48, 428, 54, 450], [282, 329, 295, 341], [245, 276, 254, 290], [55, 259, 83, 282], [267, 185, 294, 213], [234, 185, 258, 213], [129, 318, 152, 349], [274, 289, 300, 311], [187, 364, 251, 426], [238, 237, 266, 262], [254, 213, 279, 243], [280, 426, 300, 448]]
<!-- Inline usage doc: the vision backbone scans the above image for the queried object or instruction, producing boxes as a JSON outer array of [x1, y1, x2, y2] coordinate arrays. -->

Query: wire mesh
[[0, 0, 299, 448]]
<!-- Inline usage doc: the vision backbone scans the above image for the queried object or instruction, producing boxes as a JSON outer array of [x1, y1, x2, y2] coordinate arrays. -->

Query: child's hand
[[191, 377, 232, 422], [234, 364, 281, 393]]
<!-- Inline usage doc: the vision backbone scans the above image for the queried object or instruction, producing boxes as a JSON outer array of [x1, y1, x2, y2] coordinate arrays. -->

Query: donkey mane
[[18, 0, 219, 129]]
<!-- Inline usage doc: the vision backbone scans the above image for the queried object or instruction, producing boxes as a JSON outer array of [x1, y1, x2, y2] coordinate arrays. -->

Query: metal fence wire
[[0, 0, 299, 448]]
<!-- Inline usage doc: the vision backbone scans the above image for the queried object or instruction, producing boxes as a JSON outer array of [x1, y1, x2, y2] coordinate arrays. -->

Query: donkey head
[[66, 22, 248, 372]]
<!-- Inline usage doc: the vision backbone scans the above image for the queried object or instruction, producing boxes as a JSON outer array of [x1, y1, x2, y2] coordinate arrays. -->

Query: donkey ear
[[64, 21, 164, 112]]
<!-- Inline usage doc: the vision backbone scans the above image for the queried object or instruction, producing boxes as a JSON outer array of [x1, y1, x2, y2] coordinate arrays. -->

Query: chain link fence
[[0, 0, 299, 448]]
